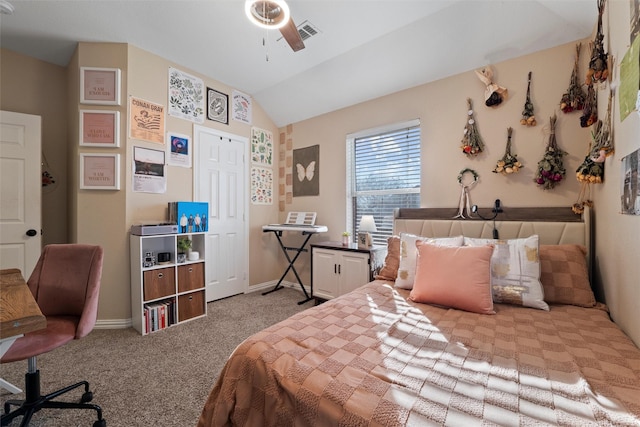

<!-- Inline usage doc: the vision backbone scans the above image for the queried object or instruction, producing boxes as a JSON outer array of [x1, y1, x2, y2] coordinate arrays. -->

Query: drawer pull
[[157, 273, 163, 278], [188, 267, 193, 272], [188, 295, 193, 300]]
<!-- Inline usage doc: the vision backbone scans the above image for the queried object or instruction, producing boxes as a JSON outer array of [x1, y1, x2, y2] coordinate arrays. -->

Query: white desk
[[262, 224, 328, 304]]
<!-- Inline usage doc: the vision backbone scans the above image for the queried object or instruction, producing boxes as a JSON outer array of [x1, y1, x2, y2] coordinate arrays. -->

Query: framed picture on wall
[[206, 87, 229, 124], [80, 153, 120, 190], [80, 67, 121, 105], [79, 110, 120, 147]]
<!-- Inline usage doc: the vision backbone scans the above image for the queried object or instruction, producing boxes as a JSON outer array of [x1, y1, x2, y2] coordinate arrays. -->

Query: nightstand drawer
[[143, 267, 175, 301]]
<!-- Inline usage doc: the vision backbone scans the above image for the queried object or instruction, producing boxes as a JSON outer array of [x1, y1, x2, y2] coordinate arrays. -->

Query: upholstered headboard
[[393, 206, 592, 278]]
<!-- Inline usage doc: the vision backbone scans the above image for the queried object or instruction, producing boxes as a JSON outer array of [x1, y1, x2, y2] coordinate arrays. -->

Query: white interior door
[[194, 125, 248, 302], [0, 111, 42, 277]]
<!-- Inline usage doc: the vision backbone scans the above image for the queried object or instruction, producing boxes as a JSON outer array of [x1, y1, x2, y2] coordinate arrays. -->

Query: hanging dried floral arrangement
[[586, 0, 609, 85], [572, 188, 593, 215], [575, 130, 605, 186], [493, 127, 521, 175], [460, 98, 484, 156], [560, 44, 586, 113], [534, 113, 566, 190], [475, 66, 508, 107], [575, 90, 614, 188], [580, 84, 598, 127], [520, 71, 536, 126], [593, 89, 614, 157]]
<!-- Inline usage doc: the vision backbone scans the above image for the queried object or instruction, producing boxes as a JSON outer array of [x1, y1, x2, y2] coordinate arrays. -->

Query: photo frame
[[357, 232, 372, 249], [79, 110, 120, 147], [80, 153, 120, 190], [80, 67, 121, 105], [206, 87, 229, 124]]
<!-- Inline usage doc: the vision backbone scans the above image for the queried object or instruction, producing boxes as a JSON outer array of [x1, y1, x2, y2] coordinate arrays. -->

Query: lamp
[[357, 215, 377, 248], [245, 0, 290, 30], [471, 199, 502, 239]]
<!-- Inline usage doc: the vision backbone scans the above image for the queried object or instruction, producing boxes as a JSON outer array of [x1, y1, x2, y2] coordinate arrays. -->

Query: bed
[[198, 207, 640, 426]]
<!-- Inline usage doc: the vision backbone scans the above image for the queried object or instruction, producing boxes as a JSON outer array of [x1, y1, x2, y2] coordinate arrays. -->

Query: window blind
[[349, 123, 421, 246]]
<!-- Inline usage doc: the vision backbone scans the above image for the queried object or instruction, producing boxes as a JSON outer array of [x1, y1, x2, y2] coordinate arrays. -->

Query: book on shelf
[[143, 298, 179, 333]]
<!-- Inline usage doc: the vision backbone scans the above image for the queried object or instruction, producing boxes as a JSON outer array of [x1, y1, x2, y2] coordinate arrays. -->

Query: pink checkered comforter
[[198, 281, 640, 426]]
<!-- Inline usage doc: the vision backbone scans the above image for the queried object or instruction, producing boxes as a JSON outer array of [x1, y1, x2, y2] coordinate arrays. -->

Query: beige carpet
[[0, 287, 313, 427]]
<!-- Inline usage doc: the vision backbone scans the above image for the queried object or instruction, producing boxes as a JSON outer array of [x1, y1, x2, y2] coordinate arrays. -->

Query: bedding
[[198, 281, 640, 426], [198, 207, 640, 426]]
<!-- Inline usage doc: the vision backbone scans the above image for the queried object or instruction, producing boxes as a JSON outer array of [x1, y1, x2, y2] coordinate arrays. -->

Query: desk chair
[[1, 244, 106, 427]]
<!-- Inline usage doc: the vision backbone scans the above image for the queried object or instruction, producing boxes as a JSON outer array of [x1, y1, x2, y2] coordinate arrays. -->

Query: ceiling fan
[[245, 0, 305, 52]]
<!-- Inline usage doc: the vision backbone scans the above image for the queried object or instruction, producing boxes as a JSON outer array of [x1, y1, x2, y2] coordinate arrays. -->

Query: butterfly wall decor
[[292, 145, 319, 197], [296, 161, 315, 182]]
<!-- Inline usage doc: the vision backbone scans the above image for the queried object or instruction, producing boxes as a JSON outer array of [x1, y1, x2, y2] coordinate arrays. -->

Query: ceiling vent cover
[[297, 21, 320, 41], [278, 20, 320, 44]]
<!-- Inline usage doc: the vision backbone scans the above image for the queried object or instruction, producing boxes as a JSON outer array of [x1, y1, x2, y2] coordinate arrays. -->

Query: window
[[346, 120, 421, 245]]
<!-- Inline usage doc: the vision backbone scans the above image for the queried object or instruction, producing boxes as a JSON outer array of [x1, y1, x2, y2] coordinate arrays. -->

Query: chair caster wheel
[[93, 419, 106, 427], [81, 391, 93, 403]]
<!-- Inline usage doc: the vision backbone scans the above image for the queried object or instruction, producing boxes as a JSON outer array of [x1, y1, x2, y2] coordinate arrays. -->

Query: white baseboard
[[96, 281, 310, 330], [94, 318, 131, 329], [247, 280, 311, 296]]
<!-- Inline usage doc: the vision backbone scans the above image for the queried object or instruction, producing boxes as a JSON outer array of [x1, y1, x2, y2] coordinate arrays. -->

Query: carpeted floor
[[0, 287, 313, 427]]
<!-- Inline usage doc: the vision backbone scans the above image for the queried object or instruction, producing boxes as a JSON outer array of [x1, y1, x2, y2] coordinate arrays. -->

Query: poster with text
[[621, 147, 640, 216], [619, 34, 640, 121], [129, 97, 165, 144], [231, 90, 252, 124], [133, 146, 166, 193], [167, 132, 191, 167]]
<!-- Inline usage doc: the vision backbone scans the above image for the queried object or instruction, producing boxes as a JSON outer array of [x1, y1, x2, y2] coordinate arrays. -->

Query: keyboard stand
[[262, 228, 319, 305]]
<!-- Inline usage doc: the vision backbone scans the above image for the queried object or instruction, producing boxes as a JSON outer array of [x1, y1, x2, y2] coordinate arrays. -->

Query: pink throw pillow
[[409, 242, 495, 314]]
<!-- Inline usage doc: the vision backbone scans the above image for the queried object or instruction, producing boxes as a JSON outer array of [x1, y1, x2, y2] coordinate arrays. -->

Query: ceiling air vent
[[297, 21, 320, 41], [278, 20, 321, 44]]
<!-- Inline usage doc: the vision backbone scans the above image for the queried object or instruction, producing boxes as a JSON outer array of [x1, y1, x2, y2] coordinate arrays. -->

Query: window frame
[[346, 119, 421, 245]]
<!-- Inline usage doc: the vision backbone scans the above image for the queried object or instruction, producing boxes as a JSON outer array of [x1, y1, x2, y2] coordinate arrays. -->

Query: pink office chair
[[1, 244, 106, 427]]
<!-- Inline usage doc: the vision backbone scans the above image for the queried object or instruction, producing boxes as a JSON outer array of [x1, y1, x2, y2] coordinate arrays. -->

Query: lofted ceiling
[[0, 0, 597, 127]]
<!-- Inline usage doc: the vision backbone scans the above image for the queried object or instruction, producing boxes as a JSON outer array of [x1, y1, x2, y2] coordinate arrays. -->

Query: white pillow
[[464, 235, 549, 310], [395, 233, 464, 290]]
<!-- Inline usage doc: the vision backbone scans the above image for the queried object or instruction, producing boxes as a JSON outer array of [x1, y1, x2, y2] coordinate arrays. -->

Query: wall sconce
[[357, 215, 377, 249], [471, 199, 502, 239]]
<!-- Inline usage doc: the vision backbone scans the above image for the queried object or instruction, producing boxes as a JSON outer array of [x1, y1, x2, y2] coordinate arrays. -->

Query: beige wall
[[2, 8, 638, 346], [282, 36, 639, 346], [69, 43, 282, 321], [2, 43, 282, 323], [0, 49, 68, 246], [124, 44, 282, 288], [281, 40, 593, 295], [590, 0, 640, 346]]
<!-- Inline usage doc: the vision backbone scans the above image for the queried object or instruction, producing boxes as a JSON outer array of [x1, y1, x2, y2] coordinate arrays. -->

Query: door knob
[[26, 229, 38, 237]]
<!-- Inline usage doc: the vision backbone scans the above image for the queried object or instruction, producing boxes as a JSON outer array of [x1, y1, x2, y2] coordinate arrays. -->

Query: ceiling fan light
[[245, 0, 290, 30]]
